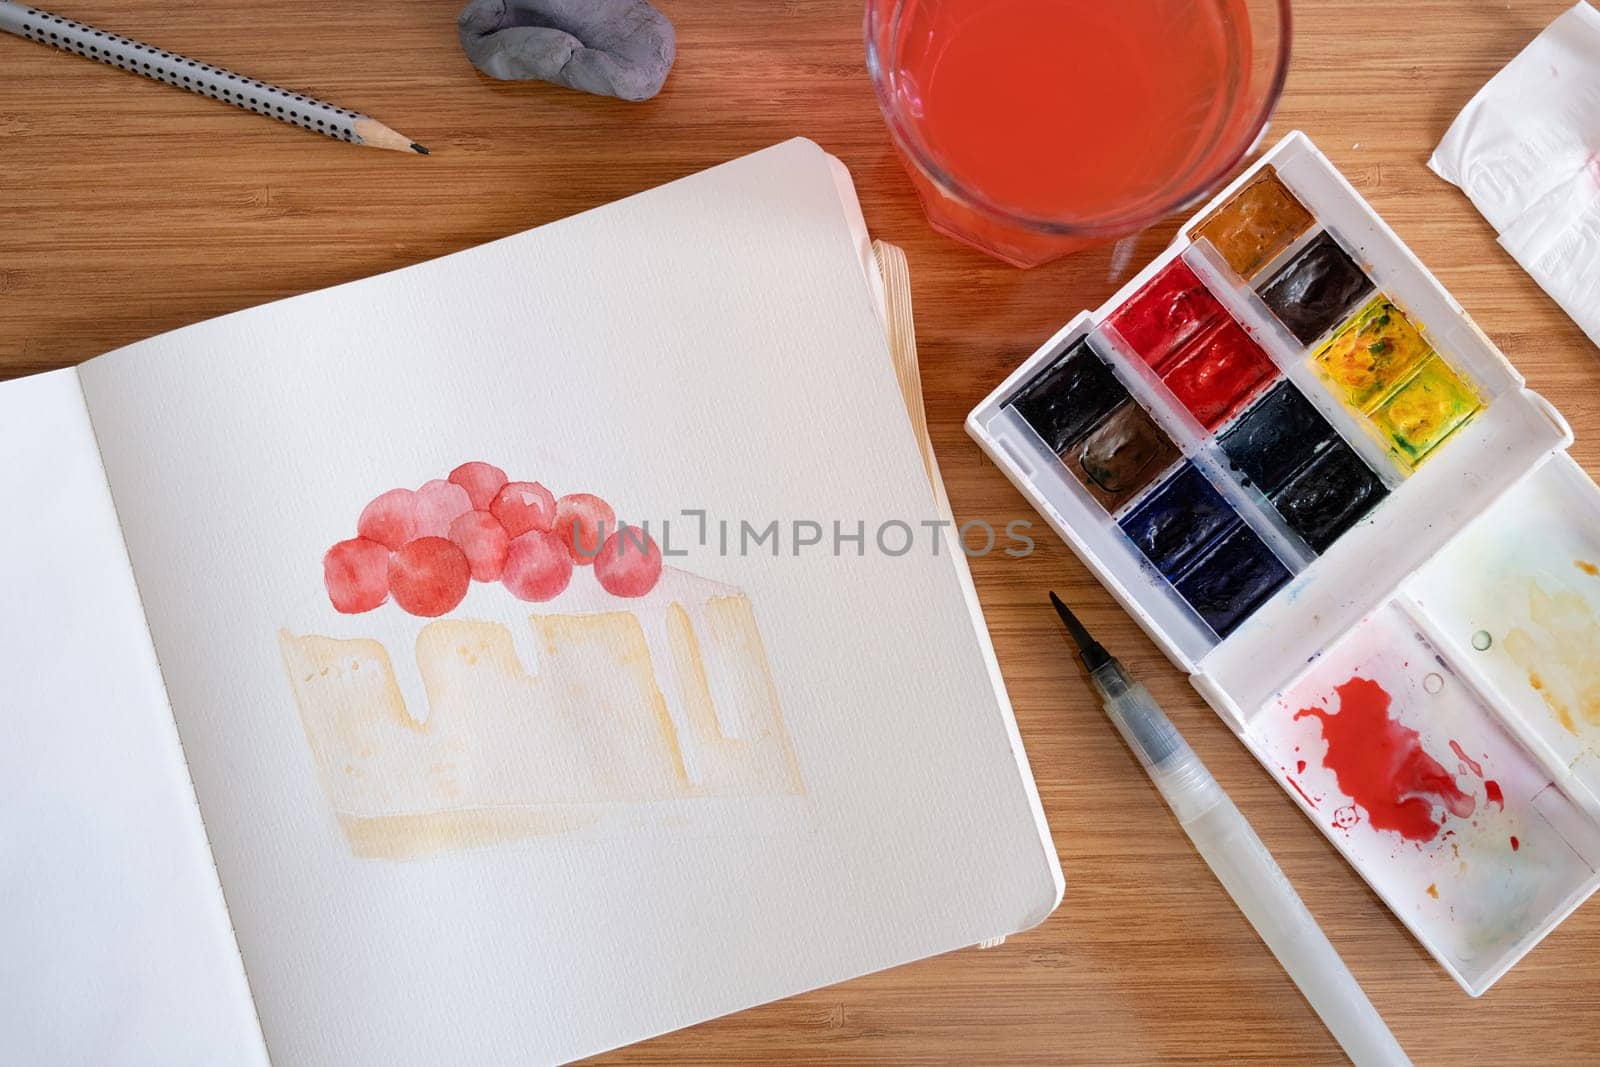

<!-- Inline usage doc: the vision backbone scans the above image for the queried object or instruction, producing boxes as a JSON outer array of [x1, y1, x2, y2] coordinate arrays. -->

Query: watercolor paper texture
[[1253, 604, 1599, 992], [0, 371, 267, 1065], [70, 139, 1060, 1065]]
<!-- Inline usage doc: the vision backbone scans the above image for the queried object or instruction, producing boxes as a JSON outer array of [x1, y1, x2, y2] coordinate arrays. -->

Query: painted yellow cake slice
[[281, 566, 803, 859]]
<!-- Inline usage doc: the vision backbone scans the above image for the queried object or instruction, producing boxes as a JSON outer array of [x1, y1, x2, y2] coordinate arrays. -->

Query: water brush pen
[[1049, 592, 1410, 1067]]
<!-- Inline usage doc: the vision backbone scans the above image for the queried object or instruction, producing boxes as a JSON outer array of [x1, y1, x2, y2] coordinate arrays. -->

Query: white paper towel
[[1431, 1, 1600, 346]]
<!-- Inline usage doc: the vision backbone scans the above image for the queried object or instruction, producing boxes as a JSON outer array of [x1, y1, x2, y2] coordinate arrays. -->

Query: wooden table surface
[[5, 2, 1597, 1063]]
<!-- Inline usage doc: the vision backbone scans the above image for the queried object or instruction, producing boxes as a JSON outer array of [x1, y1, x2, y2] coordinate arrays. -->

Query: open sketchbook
[[1, 140, 1061, 1065]]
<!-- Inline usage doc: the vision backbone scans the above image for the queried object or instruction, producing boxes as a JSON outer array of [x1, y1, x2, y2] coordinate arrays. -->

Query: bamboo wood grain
[[3, 3, 1597, 1063]]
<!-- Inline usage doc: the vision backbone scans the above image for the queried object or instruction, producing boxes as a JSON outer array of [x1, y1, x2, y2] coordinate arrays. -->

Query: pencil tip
[[411, 143, 430, 155]]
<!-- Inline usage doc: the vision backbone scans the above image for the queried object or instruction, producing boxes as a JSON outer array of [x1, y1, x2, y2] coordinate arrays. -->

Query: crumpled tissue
[[1431, 1, 1600, 346]]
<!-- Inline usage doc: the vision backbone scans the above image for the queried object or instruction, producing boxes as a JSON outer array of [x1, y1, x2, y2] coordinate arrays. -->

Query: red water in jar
[[868, 0, 1290, 267]]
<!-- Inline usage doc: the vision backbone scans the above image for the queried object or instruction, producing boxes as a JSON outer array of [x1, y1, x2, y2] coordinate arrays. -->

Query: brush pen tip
[[1048, 591, 1113, 671], [1047, 591, 1091, 650]]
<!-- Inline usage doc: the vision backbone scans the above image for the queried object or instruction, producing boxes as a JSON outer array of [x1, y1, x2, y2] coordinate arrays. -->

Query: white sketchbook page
[[77, 138, 1061, 1065], [0, 369, 267, 1067]]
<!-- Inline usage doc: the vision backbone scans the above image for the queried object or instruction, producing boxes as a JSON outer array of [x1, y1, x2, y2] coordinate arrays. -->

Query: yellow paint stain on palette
[[1503, 578, 1600, 734], [1371, 356, 1481, 465], [1314, 298, 1483, 468], [1412, 460, 1600, 775], [970, 131, 1600, 996], [1315, 298, 1433, 410]]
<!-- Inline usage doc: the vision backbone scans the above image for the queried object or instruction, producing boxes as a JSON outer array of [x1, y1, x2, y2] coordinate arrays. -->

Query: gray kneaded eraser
[[458, 0, 676, 102]]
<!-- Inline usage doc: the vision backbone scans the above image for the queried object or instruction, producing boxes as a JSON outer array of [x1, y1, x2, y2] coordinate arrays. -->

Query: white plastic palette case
[[969, 131, 1600, 995]]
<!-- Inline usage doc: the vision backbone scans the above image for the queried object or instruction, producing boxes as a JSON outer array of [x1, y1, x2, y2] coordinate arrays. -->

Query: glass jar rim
[[864, 0, 1294, 240]]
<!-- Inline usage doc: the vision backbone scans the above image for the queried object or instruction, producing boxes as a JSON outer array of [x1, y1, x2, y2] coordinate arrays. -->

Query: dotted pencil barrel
[[0, 1, 425, 153]]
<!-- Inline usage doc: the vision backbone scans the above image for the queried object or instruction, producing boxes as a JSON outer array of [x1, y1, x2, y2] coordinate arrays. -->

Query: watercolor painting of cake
[[279, 462, 804, 860]]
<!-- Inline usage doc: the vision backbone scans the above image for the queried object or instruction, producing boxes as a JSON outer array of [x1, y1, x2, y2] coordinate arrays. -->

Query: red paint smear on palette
[[1448, 740, 1483, 778], [1511, 835, 1520, 851], [1296, 677, 1475, 841], [1286, 775, 1318, 810], [1447, 738, 1505, 809], [1161, 320, 1277, 430]]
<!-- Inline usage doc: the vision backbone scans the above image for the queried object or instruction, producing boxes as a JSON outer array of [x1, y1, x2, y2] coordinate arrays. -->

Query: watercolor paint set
[[968, 131, 1600, 995]]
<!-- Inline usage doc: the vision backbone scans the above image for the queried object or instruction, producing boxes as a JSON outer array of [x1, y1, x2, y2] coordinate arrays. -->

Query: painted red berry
[[449, 510, 510, 582], [553, 493, 615, 565], [594, 526, 662, 597], [414, 479, 473, 538], [490, 481, 557, 538], [501, 529, 573, 602], [448, 461, 508, 511], [323, 537, 390, 613], [388, 537, 471, 617], [357, 488, 417, 550]]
